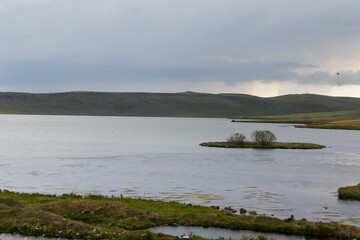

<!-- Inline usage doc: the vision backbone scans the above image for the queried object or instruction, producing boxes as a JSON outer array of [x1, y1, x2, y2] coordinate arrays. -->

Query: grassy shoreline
[[233, 111, 360, 130], [200, 142, 325, 149], [1, 191, 359, 239], [338, 184, 360, 200]]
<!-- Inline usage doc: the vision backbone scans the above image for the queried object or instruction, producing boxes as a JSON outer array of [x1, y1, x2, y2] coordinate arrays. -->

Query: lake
[[148, 226, 321, 240], [0, 115, 359, 225]]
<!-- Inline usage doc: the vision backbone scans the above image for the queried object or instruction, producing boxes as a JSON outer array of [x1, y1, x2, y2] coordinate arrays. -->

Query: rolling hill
[[0, 91, 360, 118]]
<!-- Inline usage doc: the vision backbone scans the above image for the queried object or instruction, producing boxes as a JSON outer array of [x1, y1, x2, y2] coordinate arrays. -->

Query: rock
[[300, 218, 307, 222], [240, 208, 247, 214], [284, 215, 295, 222], [224, 206, 237, 213], [249, 211, 257, 215], [81, 209, 89, 215], [210, 206, 220, 210]]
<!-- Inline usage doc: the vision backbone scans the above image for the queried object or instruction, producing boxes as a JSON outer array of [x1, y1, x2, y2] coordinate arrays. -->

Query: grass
[[234, 110, 360, 130], [0, 191, 359, 239], [338, 184, 360, 200], [200, 142, 325, 149]]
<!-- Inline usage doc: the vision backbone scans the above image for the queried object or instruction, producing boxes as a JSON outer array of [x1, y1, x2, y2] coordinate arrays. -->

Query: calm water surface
[[148, 226, 321, 240], [0, 115, 359, 225]]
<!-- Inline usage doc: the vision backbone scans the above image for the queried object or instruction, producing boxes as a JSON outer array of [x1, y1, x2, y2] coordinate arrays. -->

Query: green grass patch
[[200, 142, 325, 149], [0, 191, 359, 239], [338, 184, 360, 200]]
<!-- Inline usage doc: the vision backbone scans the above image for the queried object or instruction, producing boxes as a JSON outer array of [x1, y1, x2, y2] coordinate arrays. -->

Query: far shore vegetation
[[338, 184, 360, 200], [201, 131, 325, 149], [233, 110, 360, 130], [1, 190, 360, 240]]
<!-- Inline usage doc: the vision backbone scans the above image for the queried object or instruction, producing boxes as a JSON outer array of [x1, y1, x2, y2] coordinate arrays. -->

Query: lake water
[[0, 234, 64, 240], [148, 226, 321, 240], [0, 115, 359, 225]]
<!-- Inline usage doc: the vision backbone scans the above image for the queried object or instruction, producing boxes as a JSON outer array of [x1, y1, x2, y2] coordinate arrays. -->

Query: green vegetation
[[338, 184, 360, 200], [0, 191, 359, 239], [200, 142, 325, 149], [1, 92, 360, 117], [234, 110, 360, 130]]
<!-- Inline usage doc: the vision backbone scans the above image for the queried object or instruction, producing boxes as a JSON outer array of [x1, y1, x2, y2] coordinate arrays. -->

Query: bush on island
[[227, 133, 246, 145], [251, 130, 277, 146]]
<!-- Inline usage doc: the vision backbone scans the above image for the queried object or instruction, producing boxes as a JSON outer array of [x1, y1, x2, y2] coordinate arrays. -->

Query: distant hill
[[1, 91, 360, 118]]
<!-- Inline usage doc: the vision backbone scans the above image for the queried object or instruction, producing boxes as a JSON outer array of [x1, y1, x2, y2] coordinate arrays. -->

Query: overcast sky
[[1, 0, 360, 97]]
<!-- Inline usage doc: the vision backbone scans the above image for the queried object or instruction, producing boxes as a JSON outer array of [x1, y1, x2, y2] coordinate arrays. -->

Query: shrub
[[251, 130, 276, 146], [227, 133, 246, 145]]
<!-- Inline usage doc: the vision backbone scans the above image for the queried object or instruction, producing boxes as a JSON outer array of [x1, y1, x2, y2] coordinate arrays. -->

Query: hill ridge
[[0, 91, 359, 117]]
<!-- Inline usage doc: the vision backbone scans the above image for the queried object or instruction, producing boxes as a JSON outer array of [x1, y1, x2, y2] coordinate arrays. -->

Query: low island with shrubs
[[200, 130, 325, 149]]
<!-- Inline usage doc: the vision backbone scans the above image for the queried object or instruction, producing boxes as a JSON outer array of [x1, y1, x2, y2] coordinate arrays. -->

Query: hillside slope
[[0, 91, 360, 117]]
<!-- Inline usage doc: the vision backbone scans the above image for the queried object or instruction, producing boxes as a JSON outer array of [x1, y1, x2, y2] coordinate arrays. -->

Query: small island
[[338, 184, 360, 200], [200, 131, 325, 150], [200, 141, 325, 149]]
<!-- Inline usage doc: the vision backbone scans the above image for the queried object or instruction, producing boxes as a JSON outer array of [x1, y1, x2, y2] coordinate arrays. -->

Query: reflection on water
[[148, 226, 321, 240], [0, 115, 359, 225]]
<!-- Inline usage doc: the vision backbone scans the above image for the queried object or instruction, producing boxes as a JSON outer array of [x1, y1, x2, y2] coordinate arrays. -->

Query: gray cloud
[[0, 61, 313, 85], [299, 70, 360, 86], [0, 0, 360, 92]]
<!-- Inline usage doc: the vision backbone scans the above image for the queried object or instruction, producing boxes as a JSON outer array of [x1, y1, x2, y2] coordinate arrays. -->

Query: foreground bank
[[0, 191, 359, 239]]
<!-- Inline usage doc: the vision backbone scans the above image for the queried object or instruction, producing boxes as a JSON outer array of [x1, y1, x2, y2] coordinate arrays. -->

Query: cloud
[[0, 0, 360, 94]]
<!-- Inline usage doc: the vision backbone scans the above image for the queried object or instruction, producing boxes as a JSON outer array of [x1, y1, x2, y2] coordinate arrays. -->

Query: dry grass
[[235, 113, 360, 130]]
